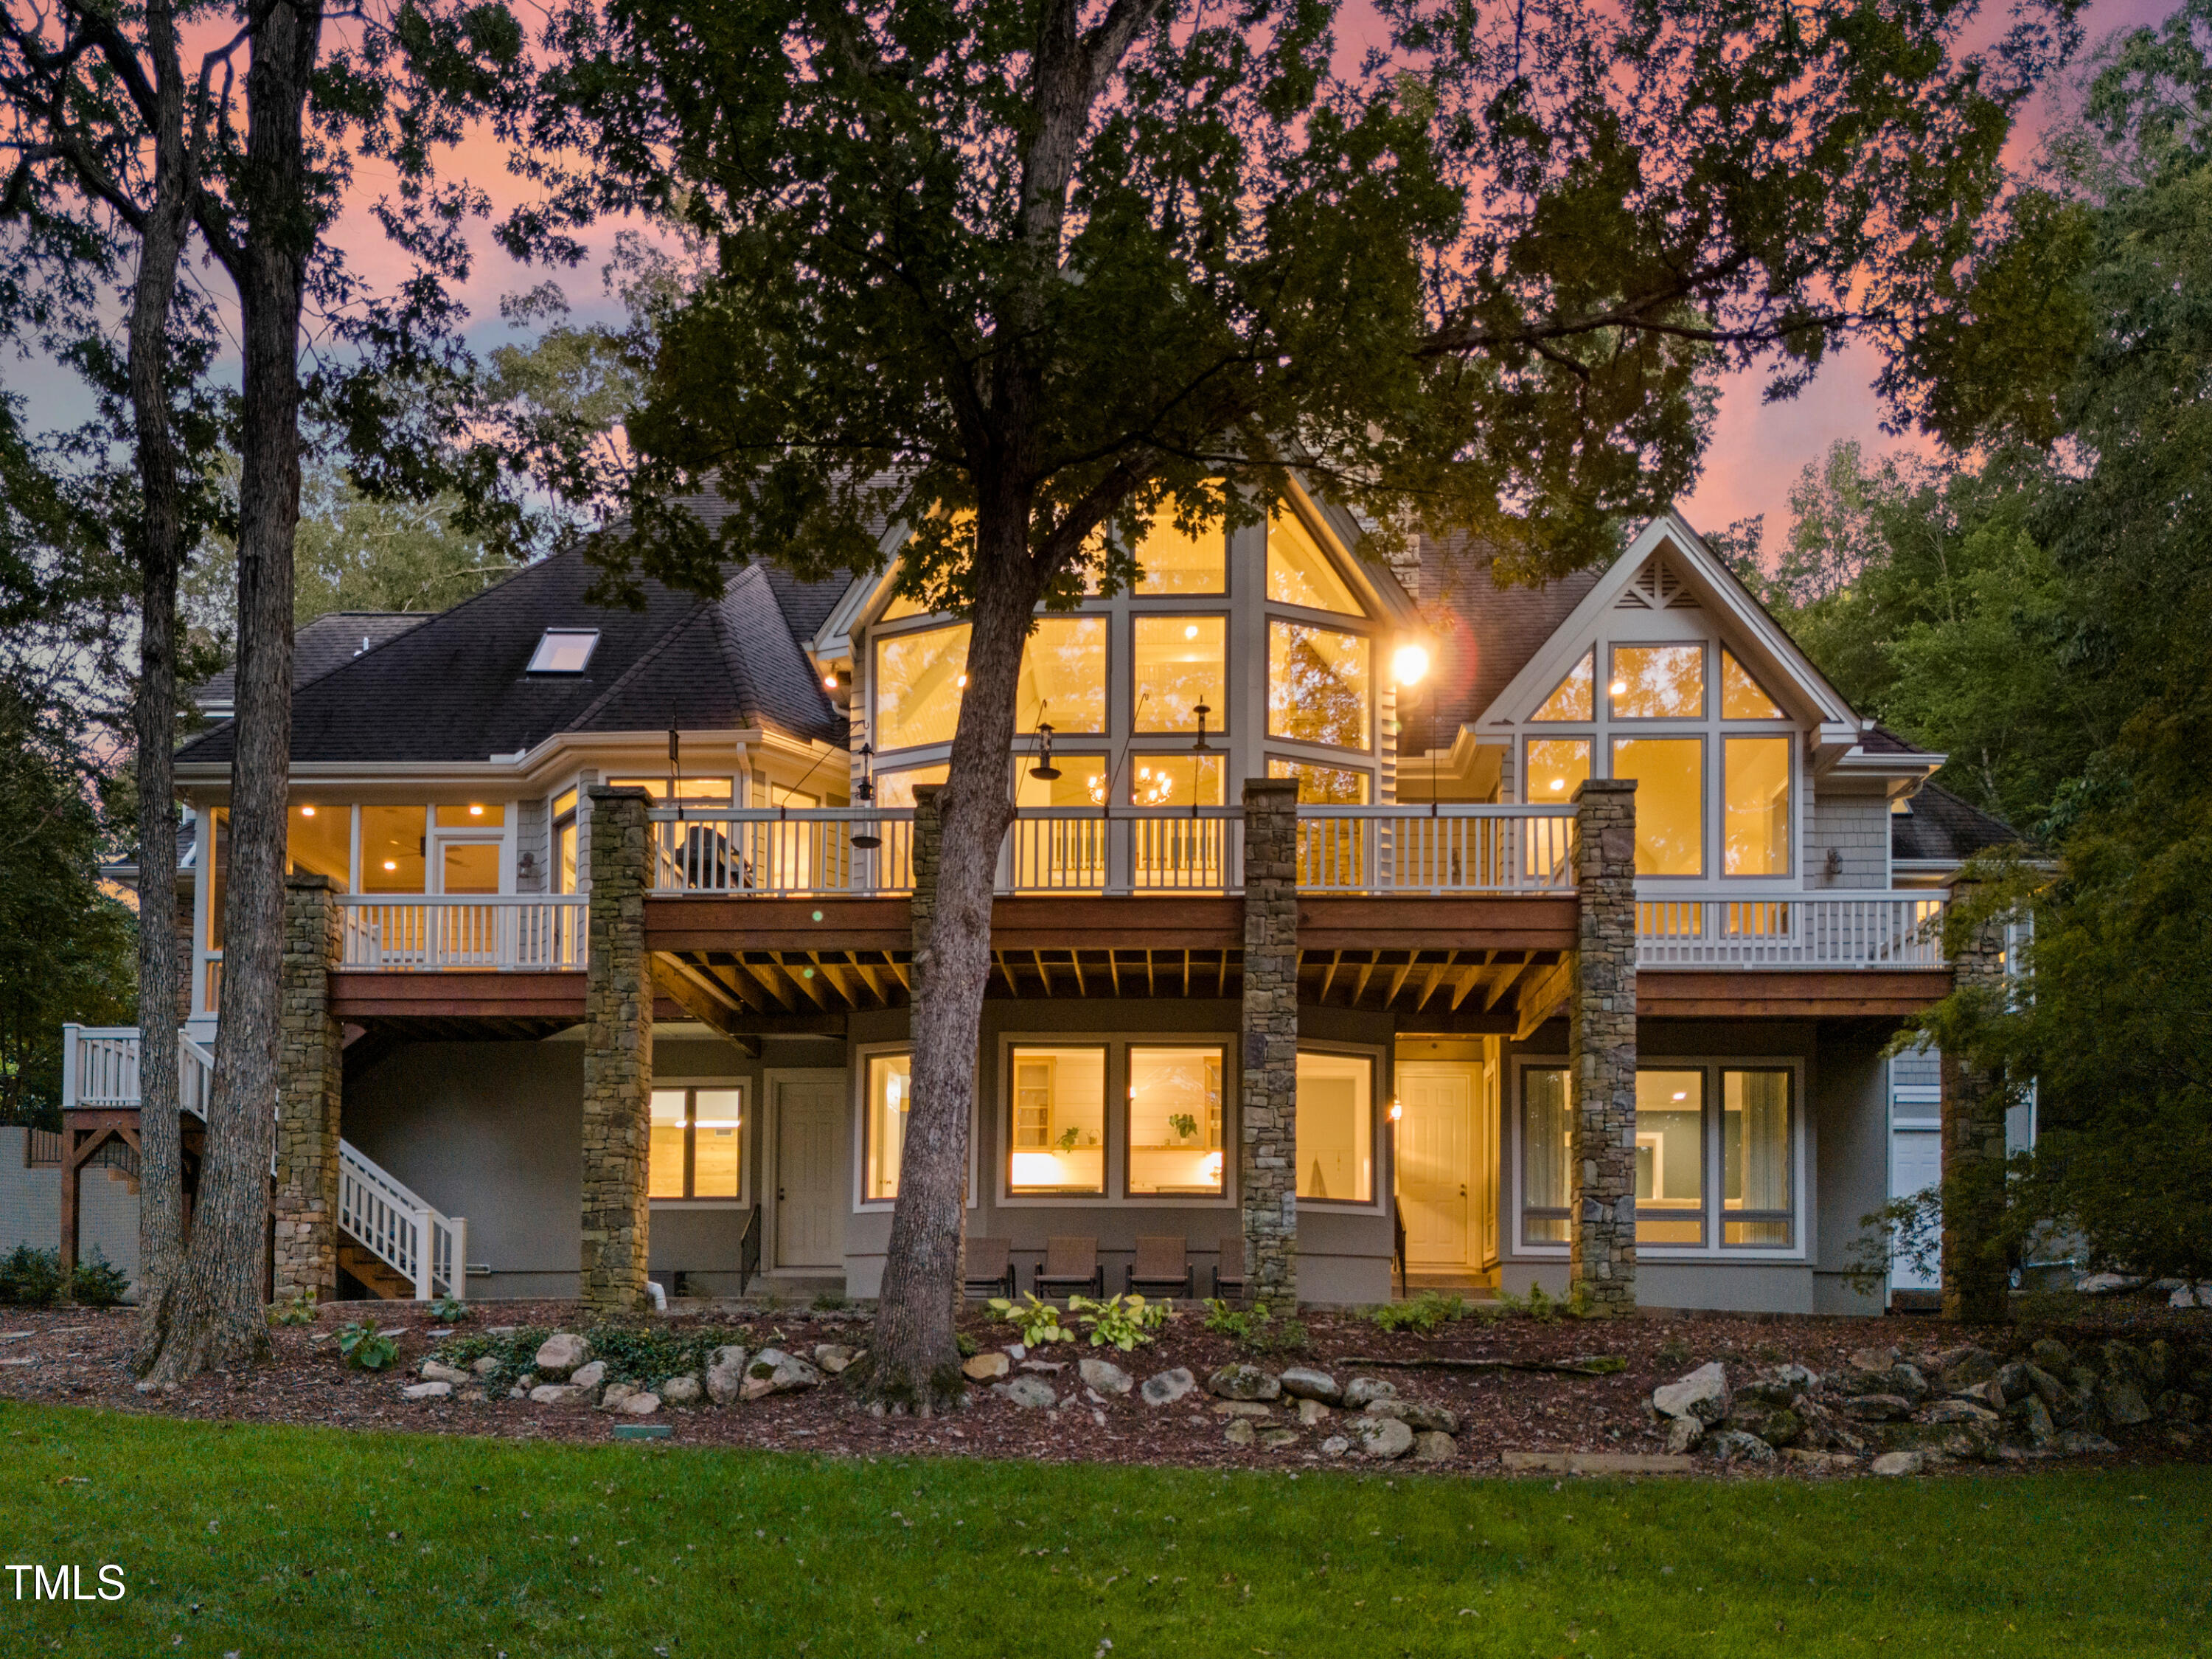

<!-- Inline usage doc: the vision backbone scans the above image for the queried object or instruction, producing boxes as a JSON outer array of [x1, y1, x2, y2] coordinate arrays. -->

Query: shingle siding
[[1806, 787, 1891, 888]]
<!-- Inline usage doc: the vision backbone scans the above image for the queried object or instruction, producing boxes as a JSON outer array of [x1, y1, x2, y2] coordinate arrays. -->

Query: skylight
[[528, 629, 599, 673]]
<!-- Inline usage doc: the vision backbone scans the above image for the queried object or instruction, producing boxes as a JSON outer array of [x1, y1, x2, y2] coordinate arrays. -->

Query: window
[[208, 807, 230, 950], [1609, 644, 1703, 718], [1127, 1047, 1225, 1196], [361, 805, 428, 894], [863, 1052, 912, 1201], [552, 787, 578, 894], [527, 629, 599, 673], [1133, 615, 1225, 732], [1635, 1071, 1705, 1245], [1522, 1067, 1571, 1243], [1018, 617, 1107, 734], [287, 803, 351, 890], [649, 1087, 744, 1200], [1723, 1070, 1792, 1245], [1008, 1046, 1107, 1194], [1272, 758, 1369, 884], [1611, 737, 1703, 876], [1131, 512, 1226, 595], [608, 777, 736, 806], [875, 765, 950, 807], [1018, 755, 1111, 807], [874, 622, 970, 750], [1533, 653, 1593, 720], [442, 844, 501, 894], [1721, 650, 1784, 719], [1723, 737, 1792, 875], [1129, 754, 1222, 807], [1523, 739, 1590, 805], [434, 803, 505, 827], [1295, 1050, 1372, 1203], [1267, 509, 1360, 614], [1267, 621, 1371, 751]]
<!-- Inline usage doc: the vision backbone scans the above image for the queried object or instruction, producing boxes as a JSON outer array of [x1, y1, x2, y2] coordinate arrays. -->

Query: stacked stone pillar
[[1238, 778, 1301, 1304], [1941, 886, 2011, 1324], [580, 786, 655, 1313], [1568, 779, 1638, 1315], [273, 874, 345, 1306]]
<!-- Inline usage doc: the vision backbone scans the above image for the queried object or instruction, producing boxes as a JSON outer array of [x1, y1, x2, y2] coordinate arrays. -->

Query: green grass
[[1, 1402, 2205, 1658]]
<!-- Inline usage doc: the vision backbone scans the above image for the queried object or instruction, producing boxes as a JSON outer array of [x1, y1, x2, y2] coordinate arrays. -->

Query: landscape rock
[[1937, 1349, 2000, 1392], [1663, 1416, 1704, 1455], [1950, 1380, 2007, 1413], [1731, 1408, 1804, 1449], [401, 1380, 451, 1401], [533, 1333, 591, 1377], [2076, 1273, 2143, 1295], [1351, 1416, 1415, 1460], [2097, 1377, 2152, 1427], [962, 1352, 1011, 1382], [2029, 1338, 2073, 1373], [1781, 1449, 1861, 1475], [1276, 1367, 1343, 1404], [1079, 1357, 1133, 1397], [2009, 1394, 2057, 1447], [1208, 1363, 1282, 1402], [1258, 1427, 1302, 1450], [1846, 1346, 1899, 1377], [568, 1360, 608, 1394], [1921, 1399, 2000, 1427], [660, 1375, 703, 1406], [599, 1383, 636, 1411], [998, 1375, 1058, 1410], [705, 1346, 749, 1405], [1319, 1436, 1352, 1458], [1841, 1394, 1914, 1422], [750, 1350, 822, 1394], [418, 1360, 471, 1386], [617, 1392, 660, 1416], [1211, 1401, 1275, 1418], [2155, 1391, 2203, 1424], [2172, 1284, 2208, 1310], [1019, 1360, 1065, 1374], [1411, 1431, 1457, 1463], [1223, 1419, 1256, 1448], [1705, 1429, 1777, 1466], [1368, 1399, 1459, 1435], [1343, 1377, 1397, 1411], [1870, 1451, 1925, 1477], [1141, 1367, 1196, 1406], [1651, 1363, 1731, 1426], [813, 1344, 858, 1375], [2017, 1362, 2071, 1413], [2053, 1429, 2118, 1455], [1295, 1398, 1332, 1427], [470, 1356, 502, 1377], [529, 1384, 591, 1407]]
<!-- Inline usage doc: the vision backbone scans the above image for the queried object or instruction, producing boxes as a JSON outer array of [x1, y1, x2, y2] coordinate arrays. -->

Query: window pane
[[1724, 737, 1792, 876], [1008, 1047, 1106, 1194], [1523, 739, 1590, 805], [554, 818, 578, 895], [1724, 1070, 1791, 1245], [434, 803, 507, 827], [874, 623, 971, 750], [1636, 1070, 1704, 1245], [1721, 650, 1784, 719], [1610, 644, 1704, 718], [441, 842, 501, 895], [1019, 617, 1107, 734], [1133, 616, 1225, 733], [1018, 755, 1111, 807], [1533, 653, 1593, 720], [1129, 754, 1222, 807], [1132, 512, 1226, 595], [650, 1090, 688, 1200], [864, 1054, 912, 1201], [608, 777, 736, 806], [1013, 759, 1110, 888], [288, 803, 351, 890], [1127, 1047, 1225, 1195], [208, 807, 229, 950], [693, 1088, 742, 1199], [361, 806, 428, 894], [1295, 1051, 1372, 1202], [1611, 738, 1703, 876], [1271, 758, 1369, 886], [1523, 1067, 1570, 1243], [875, 765, 950, 808], [1268, 620, 1371, 750], [1267, 509, 1359, 613]]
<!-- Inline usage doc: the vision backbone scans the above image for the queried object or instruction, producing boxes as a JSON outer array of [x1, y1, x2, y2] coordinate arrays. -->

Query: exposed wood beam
[[1513, 955, 1578, 1042], [782, 959, 834, 1012], [1070, 953, 1086, 995], [1482, 959, 1531, 1013], [1351, 956, 1377, 1007], [1415, 953, 1454, 1012], [742, 961, 799, 1013], [1032, 950, 1053, 995], [651, 956, 763, 1057], [1384, 956, 1417, 1007], [707, 959, 773, 1013], [1318, 949, 1342, 1003], [1448, 953, 1492, 1011]]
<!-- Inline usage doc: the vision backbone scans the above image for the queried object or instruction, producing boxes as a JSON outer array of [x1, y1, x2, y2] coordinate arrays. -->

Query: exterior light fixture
[[1391, 643, 1430, 687], [1191, 701, 1213, 754], [468, 804, 484, 816], [300, 805, 316, 818], [1388, 1099, 1403, 1122]]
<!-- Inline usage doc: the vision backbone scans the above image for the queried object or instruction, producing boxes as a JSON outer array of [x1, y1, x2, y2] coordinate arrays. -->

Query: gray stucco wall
[[0, 1129, 60, 1253]]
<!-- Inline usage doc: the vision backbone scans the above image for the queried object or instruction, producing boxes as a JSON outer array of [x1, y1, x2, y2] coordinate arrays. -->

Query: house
[[36, 492, 2017, 1314]]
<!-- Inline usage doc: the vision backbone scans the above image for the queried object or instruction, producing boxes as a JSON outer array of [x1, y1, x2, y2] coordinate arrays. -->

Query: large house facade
[[29, 490, 2015, 1315]]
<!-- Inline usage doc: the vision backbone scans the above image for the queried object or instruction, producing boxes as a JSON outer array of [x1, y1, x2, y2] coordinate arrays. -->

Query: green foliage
[[986, 1295, 1072, 1348], [955, 1332, 978, 1360], [1368, 1291, 1472, 1335], [563, 1325, 754, 1391], [1167, 1114, 1198, 1141], [336, 1323, 399, 1373], [1065, 1293, 1173, 1352], [428, 1295, 470, 1325], [810, 1292, 850, 1312], [67, 1246, 128, 1310], [0, 1245, 63, 1307], [270, 1290, 319, 1328], [1201, 1299, 1307, 1355], [1493, 1285, 1563, 1324]]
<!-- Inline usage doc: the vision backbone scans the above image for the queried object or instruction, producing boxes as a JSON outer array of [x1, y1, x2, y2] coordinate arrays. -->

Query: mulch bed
[[3, 1295, 2205, 1476]]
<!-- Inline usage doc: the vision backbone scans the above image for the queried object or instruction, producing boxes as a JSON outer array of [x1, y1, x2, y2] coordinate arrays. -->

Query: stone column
[[1568, 779, 1638, 1315], [1239, 778, 1301, 1304], [1941, 887, 2011, 1324], [580, 785, 654, 1313], [273, 874, 344, 1306]]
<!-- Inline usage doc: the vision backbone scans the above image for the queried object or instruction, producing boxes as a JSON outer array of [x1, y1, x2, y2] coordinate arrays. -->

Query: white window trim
[[849, 1041, 978, 1212], [994, 1031, 1240, 1209], [1293, 1037, 1391, 1215]]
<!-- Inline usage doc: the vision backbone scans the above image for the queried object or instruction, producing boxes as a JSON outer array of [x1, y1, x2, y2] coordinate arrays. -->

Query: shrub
[[0, 1245, 64, 1307], [270, 1290, 319, 1327], [69, 1247, 129, 1309], [337, 1322, 399, 1371], [1067, 1293, 1173, 1351], [812, 1291, 850, 1312], [987, 1293, 1073, 1346], [1202, 1298, 1307, 1354], [429, 1294, 470, 1324], [1369, 1291, 1471, 1335]]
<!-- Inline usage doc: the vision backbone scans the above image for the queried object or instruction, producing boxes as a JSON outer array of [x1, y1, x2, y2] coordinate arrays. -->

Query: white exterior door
[[1397, 1065, 1474, 1266], [773, 1078, 842, 1269], [1890, 1130, 1943, 1291]]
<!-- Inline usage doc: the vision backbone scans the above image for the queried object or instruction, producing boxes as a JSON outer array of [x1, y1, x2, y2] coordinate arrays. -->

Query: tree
[[517, 0, 2082, 1400]]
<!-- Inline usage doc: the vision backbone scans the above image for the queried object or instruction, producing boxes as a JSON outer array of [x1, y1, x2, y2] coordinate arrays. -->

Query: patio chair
[[963, 1236, 1018, 1300], [1214, 1234, 1246, 1300], [1033, 1235, 1105, 1298], [1126, 1234, 1194, 1300]]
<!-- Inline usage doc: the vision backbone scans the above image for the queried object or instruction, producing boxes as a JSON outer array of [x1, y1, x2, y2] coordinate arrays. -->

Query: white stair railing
[[60, 1024, 467, 1301]]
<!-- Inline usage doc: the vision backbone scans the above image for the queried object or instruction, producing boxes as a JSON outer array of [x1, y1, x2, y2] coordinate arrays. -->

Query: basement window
[[527, 629, 599, 673]]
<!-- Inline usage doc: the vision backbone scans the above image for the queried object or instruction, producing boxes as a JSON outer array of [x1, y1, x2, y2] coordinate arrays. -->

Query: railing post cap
[[1573, 778, 1638, 801], [285, 871, 338, 892], [587, 784, 655, 804], [1242, 777, 1300, 804]]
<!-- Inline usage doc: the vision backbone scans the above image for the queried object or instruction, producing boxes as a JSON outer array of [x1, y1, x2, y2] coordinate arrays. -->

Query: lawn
[[1, 1402, 2205, 1658]]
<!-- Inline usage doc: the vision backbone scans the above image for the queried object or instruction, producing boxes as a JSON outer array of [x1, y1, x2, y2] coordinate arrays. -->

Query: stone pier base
[[1239, 779, 1300, 1304], [1569, 779, 1638, 1315]]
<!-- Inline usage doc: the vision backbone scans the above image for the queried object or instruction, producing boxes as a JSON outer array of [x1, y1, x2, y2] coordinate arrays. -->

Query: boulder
[[1141, 1367, 1197, 1407], [1733, 1377, 1801, 1409], [1841, 1394, 1915, 1422], [1775, 1364, 1821, 1394], [705, 1346, 749, 1405], [529, 1383, 591, 1406], [1870, 1450, 1924, 1477], [569, 1360, 608, 1394], [2096, 1377, 2152, 1427], [962, 1352, 1012, 1382], [1211, 1401, 1275, 1418], [617, 1392, 660, 1416], [1208, 1363, 1282, 1402], [2171, 1284, 2208, 1310], [1277, 1367, 1343, 1404], [600, 1383, 637, 1411], [1950, 1380, 2007, 1413], [2143, 1340, 2174, 1394], [1019, 1360, 1065, 1374], [1921, 1399, 2000, 1427], [1937, 1349, 2000, 1392], [1395, 1401, 1461, 1436], [2029, 1337, 2074, 1372], [401, 1380, 452, 1401], [2008, 1394, 2057, 1447], [1732, 1408, 1804, 1450], [1663, 1416, 1703, 1455], [2101, 1340, 2147, 1386], [1319, 1435, 1352, 1458], [750, 1349, 823, 1394], [1411, 1431, 1457, 1463], [1781, 1448, 1861, 1475], [1706, 1429, 1777, 1465], [2053, 1429, 2118, 1455], [2155, 1391, 2204, 1424], [1258, 1427, 1302, 1450], [1879, 1421, 1993, 1461], [1295, 1398, 1332, 1427], [2017, 1362, 2070, 1413], [1651, 1363, 1731, 1426], [1222, 1419, 1256, 1447], [1846, 1346, 1900, 1377], [533, 1333, 591, 1377], [1342, 1377, 1398, 1411], [998, 1375, 1057, 1410], [2076, 1273, 2143, 1295], [470, 1356, 502, 1377], [813, 1344, 859, 1375], [1351, 1416, 1415, 1460], [1079, 1357, 1133, 1397], [660, 1374, 703, 1406], [419, 1360, 471, 1386]]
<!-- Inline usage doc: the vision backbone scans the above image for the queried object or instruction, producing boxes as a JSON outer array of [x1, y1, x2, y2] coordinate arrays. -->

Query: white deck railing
[[60, 1023, 467, 1300], [337, 897, 587, 971], [1293, 804, 1577, 894], [1635, 894, 1947, 969]]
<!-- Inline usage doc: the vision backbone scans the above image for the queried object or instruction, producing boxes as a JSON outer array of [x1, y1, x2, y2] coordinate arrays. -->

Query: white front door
[[774, 1079, 842, 1269], [1890, 1130, 1943, 1291], [1397, 1065, 1474, 1266]]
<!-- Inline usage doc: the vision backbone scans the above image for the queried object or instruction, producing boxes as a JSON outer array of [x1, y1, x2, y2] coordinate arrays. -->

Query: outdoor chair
[[963, 1236, 1018, 1300], [1033, 1235, 1105, 1298], [1214, 1234, 1245, 1300], [1125, 1234, 1194, 1300]]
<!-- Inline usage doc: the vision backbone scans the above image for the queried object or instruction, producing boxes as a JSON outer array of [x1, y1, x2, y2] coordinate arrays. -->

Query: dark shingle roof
[[175, 549, 847, 766], [1411, 533, 1604, 739], [194, 611, 430, 713], [1892, 783, 2019, 863]]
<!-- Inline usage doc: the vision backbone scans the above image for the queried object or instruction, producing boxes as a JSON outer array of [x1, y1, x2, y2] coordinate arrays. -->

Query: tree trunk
[[128, 0, 195, 1352], [139, 0, 320, 1381], [868, 507, 1039, 1410]]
